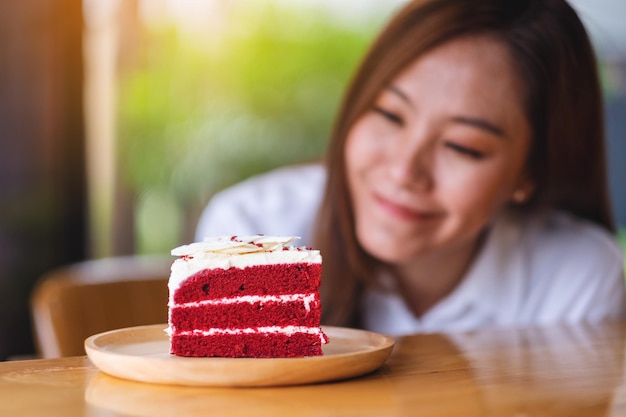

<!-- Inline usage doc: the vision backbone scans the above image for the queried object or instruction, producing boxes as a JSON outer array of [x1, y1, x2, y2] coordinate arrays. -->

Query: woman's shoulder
[[485, 209, 626, 324], [520, 210, 624, 266], [212, 163, 324, 200], [516, 210, 625, 317], [195, 163, 326, 242]]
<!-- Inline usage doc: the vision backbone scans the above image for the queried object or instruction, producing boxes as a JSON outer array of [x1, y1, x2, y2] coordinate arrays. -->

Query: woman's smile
[[373, 192, 443, 223]]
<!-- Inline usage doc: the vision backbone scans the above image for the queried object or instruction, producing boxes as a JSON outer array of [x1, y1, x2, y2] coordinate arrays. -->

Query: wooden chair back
[[30, 255, 171, 358]]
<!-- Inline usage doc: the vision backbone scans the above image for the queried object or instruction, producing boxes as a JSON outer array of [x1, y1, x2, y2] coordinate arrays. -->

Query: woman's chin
[[358, 235, 428, 265]]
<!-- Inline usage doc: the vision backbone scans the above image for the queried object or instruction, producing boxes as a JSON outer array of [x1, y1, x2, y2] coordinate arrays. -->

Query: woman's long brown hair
[[313, 0, 614, 328]]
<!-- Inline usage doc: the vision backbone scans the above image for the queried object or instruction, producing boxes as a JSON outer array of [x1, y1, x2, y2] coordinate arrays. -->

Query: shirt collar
[[425, 211, 528, 327], [362, 211, 529, 336]]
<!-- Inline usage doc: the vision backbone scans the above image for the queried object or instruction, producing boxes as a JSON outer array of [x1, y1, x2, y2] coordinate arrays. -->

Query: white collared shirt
[[363, 211, 626, 336], [196, 164, 626, 336]]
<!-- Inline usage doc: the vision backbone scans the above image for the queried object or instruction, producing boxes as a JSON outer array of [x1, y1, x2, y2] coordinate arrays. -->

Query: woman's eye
[[445, 142, 485, 160], [372, 106, 404, 126]]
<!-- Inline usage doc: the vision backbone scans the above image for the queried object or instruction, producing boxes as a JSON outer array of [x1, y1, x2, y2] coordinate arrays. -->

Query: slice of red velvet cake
[[168, 235, 328, 358]]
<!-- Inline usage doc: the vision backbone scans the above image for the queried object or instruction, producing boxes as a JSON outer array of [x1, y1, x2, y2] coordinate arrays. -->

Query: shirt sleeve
[[195, 188, 262, 240], [544, 253, 626, 323], [526, 213, 626, 324], [194, 164, 325, 245]]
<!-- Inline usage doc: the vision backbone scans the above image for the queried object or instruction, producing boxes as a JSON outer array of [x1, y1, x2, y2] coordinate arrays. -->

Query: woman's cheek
[[437, 159, 511, 208], [346, 119, 389, 162]]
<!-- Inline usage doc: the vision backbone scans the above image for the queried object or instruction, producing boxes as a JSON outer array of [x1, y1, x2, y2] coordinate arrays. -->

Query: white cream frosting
[[172, 235, 301, 256], [174, 326, 328, 345], [170, 293, 317, 311], [168, 235, 321, 293], [177, 326, 323, 336]]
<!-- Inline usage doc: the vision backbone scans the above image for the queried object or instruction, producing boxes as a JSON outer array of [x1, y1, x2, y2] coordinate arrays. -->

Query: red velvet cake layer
[[170, 332, 326, 358], [170, 296, 321, 329], [173, 263, 321, 304]]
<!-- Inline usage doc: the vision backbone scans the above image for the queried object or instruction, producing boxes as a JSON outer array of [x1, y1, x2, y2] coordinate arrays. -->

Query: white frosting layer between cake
[[168, 235, 321, 292], [171, 293, 317, 311], [175, 326, 328, 345], [177, 326, 323, 336]]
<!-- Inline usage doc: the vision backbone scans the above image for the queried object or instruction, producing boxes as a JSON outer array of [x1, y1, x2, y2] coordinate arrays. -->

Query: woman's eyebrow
[[451, 116, 506, 137], [386, 84, 506, 137], [387, 84, 411, 104]]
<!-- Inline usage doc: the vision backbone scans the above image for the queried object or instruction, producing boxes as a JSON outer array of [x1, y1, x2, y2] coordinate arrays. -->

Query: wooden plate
[[84, 324, 394, 387]]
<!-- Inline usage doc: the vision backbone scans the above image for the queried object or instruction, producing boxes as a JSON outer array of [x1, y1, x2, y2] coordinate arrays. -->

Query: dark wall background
[[0, 1, 86, 359]]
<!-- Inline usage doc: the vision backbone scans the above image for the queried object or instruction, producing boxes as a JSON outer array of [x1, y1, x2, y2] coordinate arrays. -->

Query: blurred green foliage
[[116, 4, 383, 253]]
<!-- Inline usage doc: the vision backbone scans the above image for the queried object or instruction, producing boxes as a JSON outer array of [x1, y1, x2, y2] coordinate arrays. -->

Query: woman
[[196, 0, 625, 335]]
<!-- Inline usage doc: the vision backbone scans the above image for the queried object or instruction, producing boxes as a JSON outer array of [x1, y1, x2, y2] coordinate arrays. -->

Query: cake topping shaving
[[171, 235, 301, 256]]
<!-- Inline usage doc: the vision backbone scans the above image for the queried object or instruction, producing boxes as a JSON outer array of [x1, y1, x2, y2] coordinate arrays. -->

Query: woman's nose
[[388, 135, 434, 191]]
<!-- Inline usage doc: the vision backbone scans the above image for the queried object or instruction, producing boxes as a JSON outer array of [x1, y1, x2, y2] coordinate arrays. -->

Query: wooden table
[[2, 321, 626, 417]]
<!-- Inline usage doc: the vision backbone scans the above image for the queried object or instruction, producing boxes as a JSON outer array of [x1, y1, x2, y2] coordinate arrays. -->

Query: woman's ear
[[510, 179, 535, 204]]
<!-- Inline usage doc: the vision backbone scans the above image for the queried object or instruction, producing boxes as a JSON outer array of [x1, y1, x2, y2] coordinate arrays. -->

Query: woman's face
[[345, 35, 533, 265]]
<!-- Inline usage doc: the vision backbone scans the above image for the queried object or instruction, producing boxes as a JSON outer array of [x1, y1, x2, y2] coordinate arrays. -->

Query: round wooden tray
[[85, 324, 394, 387]]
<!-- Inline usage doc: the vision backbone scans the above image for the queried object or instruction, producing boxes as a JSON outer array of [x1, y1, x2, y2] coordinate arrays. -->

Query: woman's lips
[[373, 193, 442, 221]]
